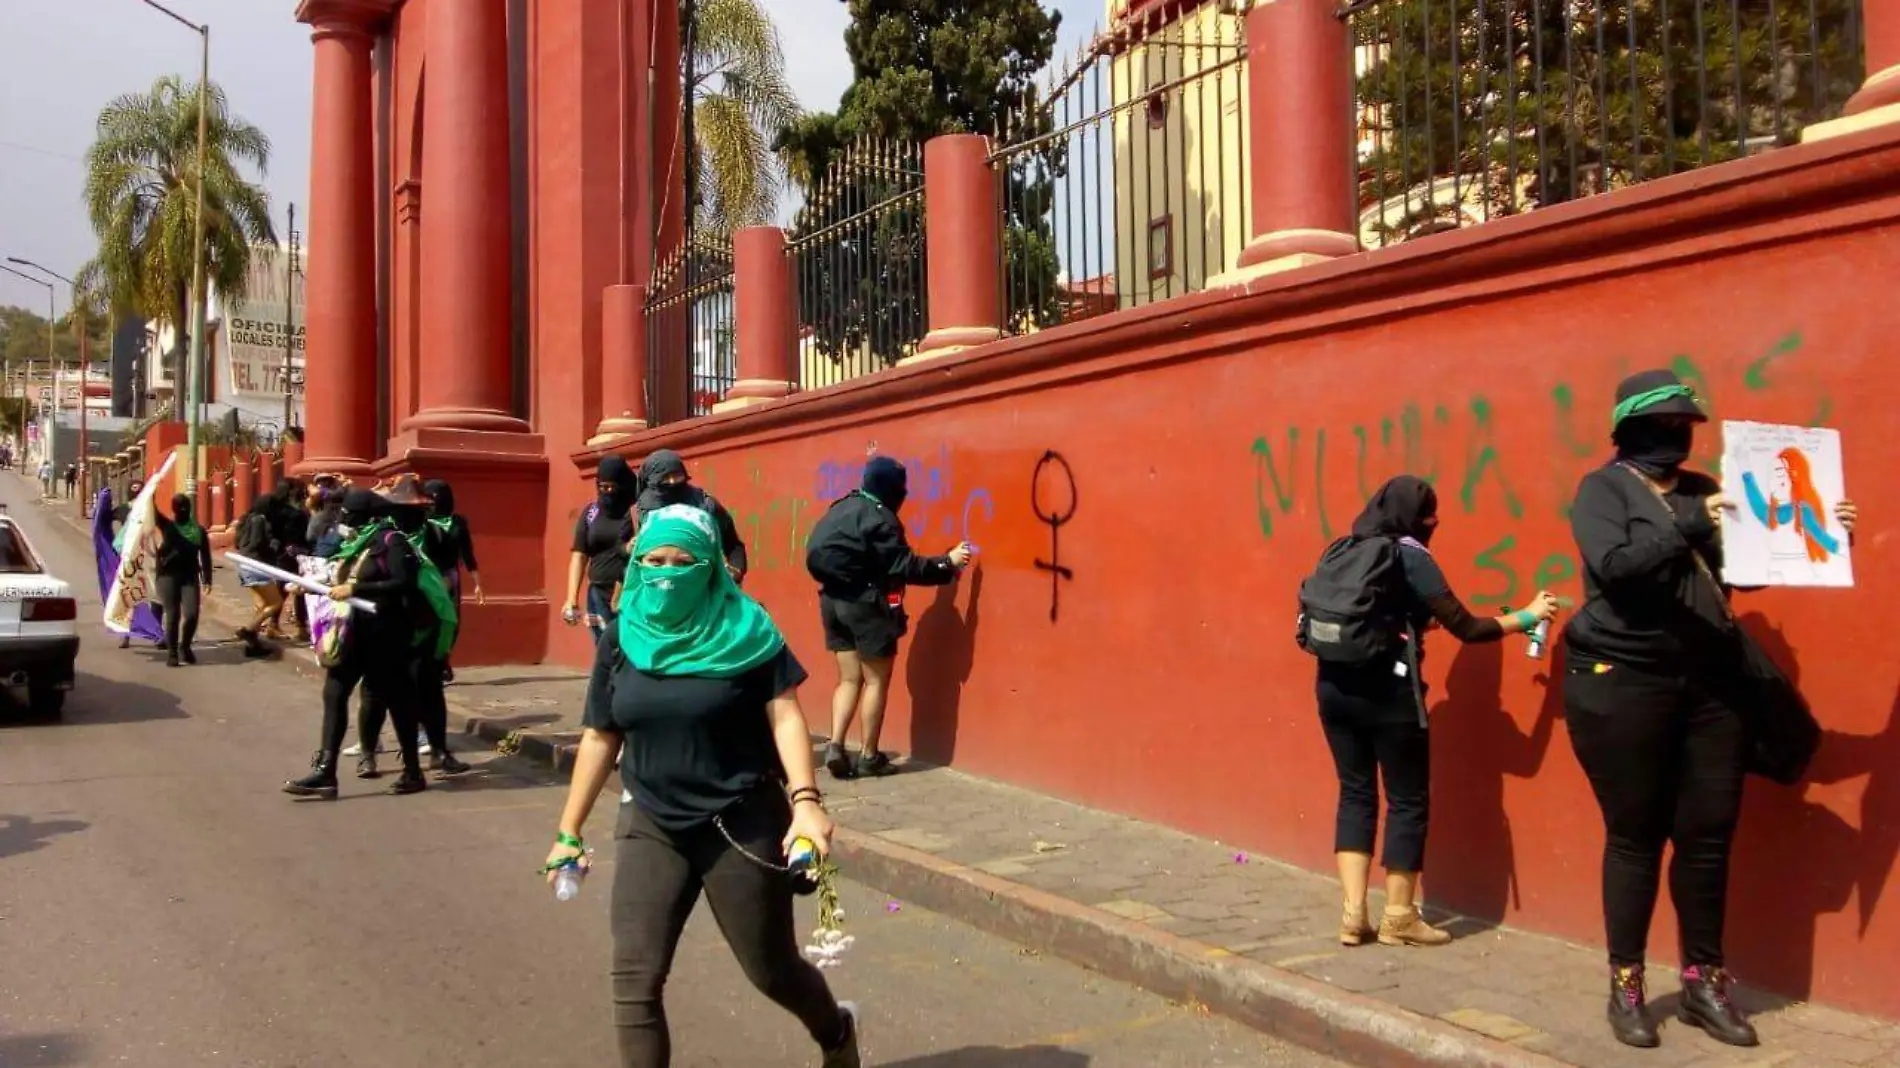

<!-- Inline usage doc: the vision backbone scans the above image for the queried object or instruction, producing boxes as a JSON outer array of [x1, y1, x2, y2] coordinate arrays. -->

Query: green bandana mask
[[336, 517, 393, 561], [175, 519, 205, 546], [618, 504, 783, 677], [1611, 384, 1701, 428]]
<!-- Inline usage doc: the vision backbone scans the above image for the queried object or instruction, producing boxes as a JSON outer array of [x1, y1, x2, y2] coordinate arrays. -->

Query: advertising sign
[[223, 243, 305, 399]]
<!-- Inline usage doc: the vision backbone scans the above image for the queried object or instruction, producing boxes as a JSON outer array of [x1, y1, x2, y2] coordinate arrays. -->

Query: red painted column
[[295, 0, 389, 474], [1849, 0, 1900, 117], [233, 454, 255, 518], [282, 437, 305, 474], [1231, 0, 1358, 275], [912, 134, 1003, 361], [718, 227, 797, 409], [592, 285, 650, 440], [407, 0, 529, 433]]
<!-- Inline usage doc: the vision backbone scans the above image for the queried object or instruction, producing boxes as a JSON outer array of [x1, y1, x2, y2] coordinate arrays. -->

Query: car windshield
[[0, 524, 45, 574]]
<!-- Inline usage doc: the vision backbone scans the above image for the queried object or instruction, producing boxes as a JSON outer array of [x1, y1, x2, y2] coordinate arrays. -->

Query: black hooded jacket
[[805, 459, 959, 604], [421, 479, 479, 577], [1346, 476, 1502, 648], [630, 449, 749, 579]]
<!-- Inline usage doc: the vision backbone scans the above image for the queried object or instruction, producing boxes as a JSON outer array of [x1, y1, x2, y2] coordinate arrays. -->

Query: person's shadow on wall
[[907, 565, 985, 766], [1426, 639, 1562, 926], [1727, 612, 1900, 1000]]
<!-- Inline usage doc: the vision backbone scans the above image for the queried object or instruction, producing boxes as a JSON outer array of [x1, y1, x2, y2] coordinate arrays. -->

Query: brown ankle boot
[[1378, 906, 1452, 946], [1340, 901, 1373, 946]]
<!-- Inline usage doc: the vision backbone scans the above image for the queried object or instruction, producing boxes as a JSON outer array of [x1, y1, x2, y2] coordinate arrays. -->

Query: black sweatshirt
[[344, 529, 420, 639], [153, 516, 214, 583], [806, 493, 959, 604], [425, 515, 480, 576], [1562, 464, 1733, 672]]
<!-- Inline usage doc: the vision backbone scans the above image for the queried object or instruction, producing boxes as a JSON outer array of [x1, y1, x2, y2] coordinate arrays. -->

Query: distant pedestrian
[[545, 504, 860, 1068], [1296, 476, 1556, 951], [1559, 369, 1861, 1049], [63, 463, 77, 498], [232, 495, 284, 658], [632, 449, 748, 582], [564, 456, 638, 642], [805, 456, 970, 779], [422, 478, 481, 683], [153, 493, 213, 668], [38, 461, 53, 497]]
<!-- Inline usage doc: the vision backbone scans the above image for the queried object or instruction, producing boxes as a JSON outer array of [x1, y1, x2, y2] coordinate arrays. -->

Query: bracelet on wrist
[[1510, 609, 1536, 631], [788, 786, 823, 804], [792, 795, 826, 809], [556, 831, 584, 849]]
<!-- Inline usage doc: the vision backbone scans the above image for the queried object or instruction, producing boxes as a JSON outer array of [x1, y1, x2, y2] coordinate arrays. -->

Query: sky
[[0, 0, 1104, 317]]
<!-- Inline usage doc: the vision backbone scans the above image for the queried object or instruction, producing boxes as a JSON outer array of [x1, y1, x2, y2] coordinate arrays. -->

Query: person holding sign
[[1559, 370, 1859, 1051]]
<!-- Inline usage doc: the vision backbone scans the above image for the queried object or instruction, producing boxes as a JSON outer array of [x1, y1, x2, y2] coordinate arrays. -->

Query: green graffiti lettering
[[1551, 383, 1595, 459], [1352, 424, 1373, 504], [1401, 405, 1440, 486], [1670, 354, 1709, 405], [1742, 331, 1802, 391], [786, 497, 807, 566], [1459, 397, 1524, 520], [1531, 553, 1577, 594], [1809, 397, 1834, 426], [1251, 431, 1300, 539], [1470, 535, 1519, 607], [1314, 429, 1333, 540]]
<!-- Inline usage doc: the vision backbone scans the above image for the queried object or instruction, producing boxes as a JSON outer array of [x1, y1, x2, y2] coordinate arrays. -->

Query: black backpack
[[1296, 535, 1405, 664], [805, 495, 874, 593]]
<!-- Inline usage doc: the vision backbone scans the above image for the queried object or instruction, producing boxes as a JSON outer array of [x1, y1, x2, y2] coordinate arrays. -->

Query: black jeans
[[1318, 667, 1431, 872], [154, 574, 201, 657], [321, 634, 423, 774], [1564, 660, 1747, 968], [610, 789, 844, 1068], [358, 655, 453, 755]]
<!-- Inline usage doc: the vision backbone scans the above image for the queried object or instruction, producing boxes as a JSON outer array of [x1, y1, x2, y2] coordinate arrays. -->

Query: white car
[[0, 512, 78, 716]]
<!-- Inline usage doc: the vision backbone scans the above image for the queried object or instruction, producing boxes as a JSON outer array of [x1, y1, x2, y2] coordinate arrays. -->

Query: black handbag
[[1620, 465, 1821, 784]]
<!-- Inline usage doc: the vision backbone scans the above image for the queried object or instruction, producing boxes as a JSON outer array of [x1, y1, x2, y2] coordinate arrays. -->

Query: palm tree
[[81, 75, 275, 386], [686, 0, 801, 233]]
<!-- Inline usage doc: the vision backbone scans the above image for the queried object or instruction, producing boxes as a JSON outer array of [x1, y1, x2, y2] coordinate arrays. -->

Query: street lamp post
[[9, 258, 89, 512], [140, 0, 211, 494], [0, 263, 57, 493]]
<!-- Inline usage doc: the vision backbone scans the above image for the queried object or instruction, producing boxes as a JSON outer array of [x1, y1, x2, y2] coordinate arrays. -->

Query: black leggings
[[321, 638, 423, 773], [610, 790, 844, 1068], [359, 656, 453, 755], [1318, 668, 1431, 872], [155, 574, 201, 655], [1564, 660, 1747, 968]]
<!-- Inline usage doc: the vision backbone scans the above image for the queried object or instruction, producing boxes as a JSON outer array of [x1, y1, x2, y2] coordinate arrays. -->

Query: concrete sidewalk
[[49, 487, 1900, 1068]]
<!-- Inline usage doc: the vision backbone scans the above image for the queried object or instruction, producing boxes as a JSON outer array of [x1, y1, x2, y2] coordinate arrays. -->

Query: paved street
[[0, 475, 1340, 1068]]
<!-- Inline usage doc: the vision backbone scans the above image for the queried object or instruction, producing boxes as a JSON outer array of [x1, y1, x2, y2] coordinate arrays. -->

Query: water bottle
[[1526, 617, 1551, 660], [553, 860, 586, 901]]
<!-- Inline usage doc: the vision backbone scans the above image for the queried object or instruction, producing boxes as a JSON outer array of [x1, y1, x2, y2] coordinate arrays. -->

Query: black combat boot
[[1677, 966, 1758, 1047], [1607, 964, 1659, 1048], [283, 751, 339, 799]]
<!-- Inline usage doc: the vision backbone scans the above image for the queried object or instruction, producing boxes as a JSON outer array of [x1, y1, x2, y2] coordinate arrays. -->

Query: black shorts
[[819, 595, 904, 659]]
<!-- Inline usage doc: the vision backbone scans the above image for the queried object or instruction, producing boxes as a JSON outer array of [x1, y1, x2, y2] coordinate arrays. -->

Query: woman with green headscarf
[[546, 505, 860, 1068], [1562, 369, 1858, 1051], [152, 492, 213, 667]]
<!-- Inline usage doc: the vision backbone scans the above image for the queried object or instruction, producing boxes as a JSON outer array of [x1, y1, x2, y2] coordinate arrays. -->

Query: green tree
[[0, 305, 108, 374], [776, 0, 1062, 364], [81, 76, 276, 386], [686, 0, 802, 233], [1353, 0, 1864, 240]]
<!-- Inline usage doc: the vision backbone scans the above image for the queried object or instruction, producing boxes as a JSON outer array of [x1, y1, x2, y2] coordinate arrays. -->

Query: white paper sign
[[1720, 420, 1852, 588]]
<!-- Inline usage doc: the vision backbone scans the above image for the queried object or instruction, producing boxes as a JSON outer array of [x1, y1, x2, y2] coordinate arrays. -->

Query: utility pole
[[282, 203, 301, 433]]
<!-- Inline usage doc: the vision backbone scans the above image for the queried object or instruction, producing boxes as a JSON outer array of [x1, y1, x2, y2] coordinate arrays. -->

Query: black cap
[[1613, 368, 1707, 424]]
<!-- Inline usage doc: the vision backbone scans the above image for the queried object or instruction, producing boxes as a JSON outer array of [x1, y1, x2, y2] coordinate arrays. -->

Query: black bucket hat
[[1611, 368, 1708, 428]]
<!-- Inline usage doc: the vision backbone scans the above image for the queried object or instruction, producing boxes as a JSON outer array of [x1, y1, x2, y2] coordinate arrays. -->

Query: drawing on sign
[[1721, 420, 1853, 587], [1031, 450, 1077, 622]]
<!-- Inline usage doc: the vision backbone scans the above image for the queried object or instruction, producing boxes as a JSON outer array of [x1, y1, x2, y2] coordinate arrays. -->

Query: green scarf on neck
[[617, 504, 783, 678], [175, 519, 204, 546], [335, 518, 393, 561]]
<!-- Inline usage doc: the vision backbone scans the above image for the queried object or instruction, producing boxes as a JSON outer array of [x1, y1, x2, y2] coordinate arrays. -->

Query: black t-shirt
[[1562, 464, 1733, 672], [581, 637, 806, 830], [571, 505, 633, 590]]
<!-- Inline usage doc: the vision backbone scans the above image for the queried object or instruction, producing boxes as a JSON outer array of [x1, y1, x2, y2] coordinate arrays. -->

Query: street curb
[[831, 830, 1572, 1068]]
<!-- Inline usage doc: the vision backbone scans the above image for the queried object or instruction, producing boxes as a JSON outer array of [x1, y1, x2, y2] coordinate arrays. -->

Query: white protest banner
[[103, 451, 177, 634], [1720, 420, 1853, 588], [223, 552, 377, 613]]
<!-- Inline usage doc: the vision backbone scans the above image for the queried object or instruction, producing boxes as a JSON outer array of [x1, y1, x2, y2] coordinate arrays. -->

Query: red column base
[[712, 379, 795, 412], [1213, 228, 1360, 287], [1803, 67, 1900, 141], [402, 407, 533, 434], [903, 326, 1003, 365], [379, 426, 549, 666], [293, 454, 377, 479]]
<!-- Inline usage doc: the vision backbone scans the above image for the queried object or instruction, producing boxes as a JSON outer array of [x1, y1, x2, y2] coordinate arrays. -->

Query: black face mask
[[339, 509, 373, 529], [1614, 418, 1695, 478]]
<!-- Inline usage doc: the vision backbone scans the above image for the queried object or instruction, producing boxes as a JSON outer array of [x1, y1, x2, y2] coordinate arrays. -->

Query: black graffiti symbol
[[1031, 449, 1077, 622]]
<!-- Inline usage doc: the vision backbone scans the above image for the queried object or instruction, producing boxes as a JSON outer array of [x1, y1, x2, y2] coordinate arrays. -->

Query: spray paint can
[[1527, 617, 1552, 660]]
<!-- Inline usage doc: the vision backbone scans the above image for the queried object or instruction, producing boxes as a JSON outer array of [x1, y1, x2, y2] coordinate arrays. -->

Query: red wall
[[570, 130, 1900, 1017]]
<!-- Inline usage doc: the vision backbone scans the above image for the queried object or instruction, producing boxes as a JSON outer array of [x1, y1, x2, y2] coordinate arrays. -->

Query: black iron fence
[[990, 13, 1251, 335], [645, 240, 736, 422], [787, 139, 929, 390], [1345, 0, 1866, 247]]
